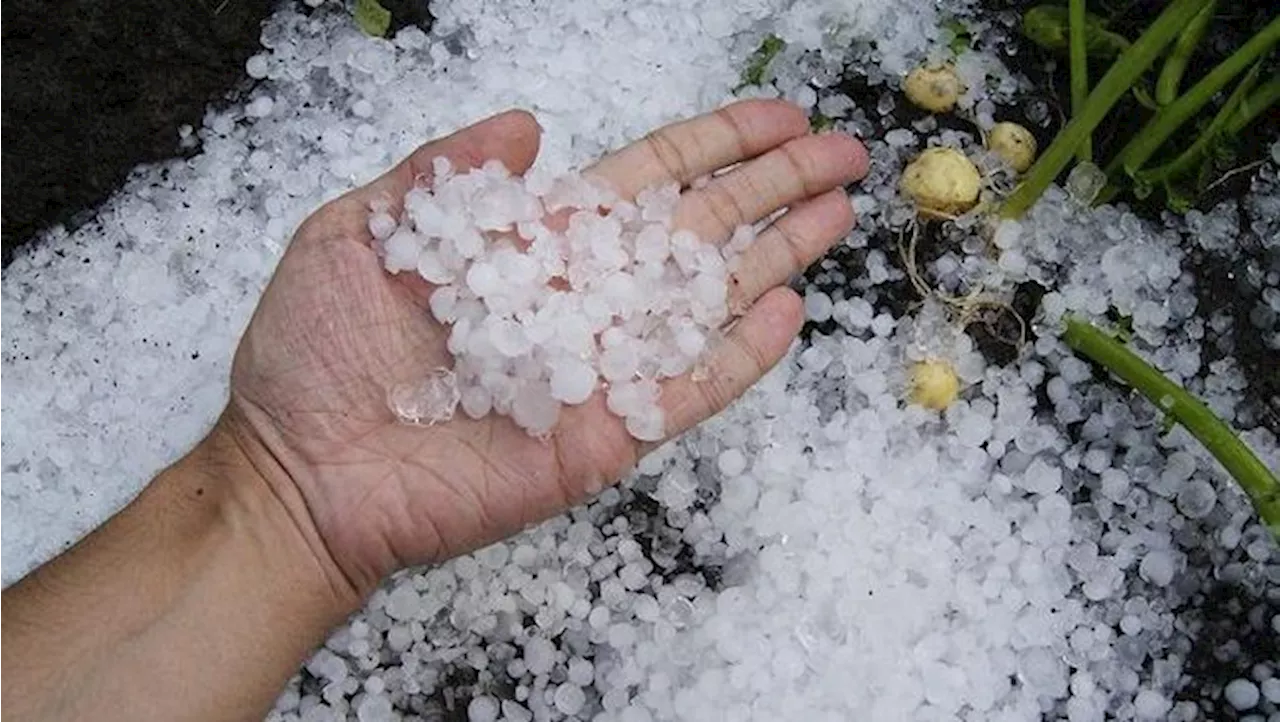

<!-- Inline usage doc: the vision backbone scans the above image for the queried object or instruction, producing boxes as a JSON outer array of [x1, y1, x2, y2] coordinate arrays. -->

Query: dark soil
[[1, 0, 277, 265], [1174, 578, 1280, 719], [379, 0, 436, 37], [0, 0, 433, 267], [1192, 244, 1280, 432]]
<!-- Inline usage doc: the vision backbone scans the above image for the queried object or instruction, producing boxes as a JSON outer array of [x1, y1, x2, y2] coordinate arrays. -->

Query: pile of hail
[[370, 158, 755, 440]]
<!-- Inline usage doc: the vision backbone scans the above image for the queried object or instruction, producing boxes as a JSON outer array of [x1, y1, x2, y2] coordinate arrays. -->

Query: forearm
[[2, 418, 359, 722]]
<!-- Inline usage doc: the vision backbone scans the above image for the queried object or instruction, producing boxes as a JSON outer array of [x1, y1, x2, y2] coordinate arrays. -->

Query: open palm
[[226, 100, 868, 598]]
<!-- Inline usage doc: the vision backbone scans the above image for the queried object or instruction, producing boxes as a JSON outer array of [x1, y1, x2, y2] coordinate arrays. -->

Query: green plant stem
[[1156, 0, 1217, 105], [1131, 81, 1161, 109], [1108, 14, 1280, 178], [1070, 0, 1093, 162], [1063, 317, 1280, 537], [1224, 72, 1280, 134], [1001, 0, 1211, 219], [1135, 62, 1262, 186]]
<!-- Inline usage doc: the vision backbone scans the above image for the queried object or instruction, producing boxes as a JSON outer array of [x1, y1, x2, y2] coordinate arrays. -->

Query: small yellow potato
[[904, 64, 965, 113], [908, 359, 961, 410], [900, 147, 981, 219], [987, 122, 1038, 173]]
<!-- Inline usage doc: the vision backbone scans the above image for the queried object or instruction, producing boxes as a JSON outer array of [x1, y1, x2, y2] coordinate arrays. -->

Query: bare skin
[[2, 99, 868, 722]]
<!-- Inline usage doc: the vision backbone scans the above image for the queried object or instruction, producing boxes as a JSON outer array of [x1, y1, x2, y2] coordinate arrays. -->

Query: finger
[[657, 286, 803, 440], [585, 99, 809, 198], [356, 109, 543, 210], [673, 132, 867, 243], [726, 188, 855, 314]]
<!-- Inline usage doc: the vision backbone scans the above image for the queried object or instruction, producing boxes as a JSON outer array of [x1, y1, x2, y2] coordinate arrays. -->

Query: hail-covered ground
[[3, 0, 1279, 721]]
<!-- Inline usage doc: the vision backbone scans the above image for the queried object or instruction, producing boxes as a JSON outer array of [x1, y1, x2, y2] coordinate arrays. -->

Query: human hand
[[223, 100, 869, 603]]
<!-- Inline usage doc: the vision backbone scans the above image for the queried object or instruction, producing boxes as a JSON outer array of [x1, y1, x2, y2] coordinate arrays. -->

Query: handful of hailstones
[[368, 158, 756, 441]]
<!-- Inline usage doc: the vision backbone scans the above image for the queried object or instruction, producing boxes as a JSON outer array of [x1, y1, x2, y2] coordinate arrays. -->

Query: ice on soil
[[3, 1, 1279, 722]]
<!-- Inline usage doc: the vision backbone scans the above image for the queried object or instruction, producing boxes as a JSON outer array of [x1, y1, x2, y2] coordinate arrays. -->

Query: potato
[[900, 147, 981, 219], [987, 122, 1038, 173], [904, 64, 965, 114], [908, 359, 960, 410]]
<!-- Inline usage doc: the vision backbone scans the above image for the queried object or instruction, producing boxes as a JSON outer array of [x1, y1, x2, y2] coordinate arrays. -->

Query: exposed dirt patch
[[0, 0, 434, 266], [2, 0, 278, 264]]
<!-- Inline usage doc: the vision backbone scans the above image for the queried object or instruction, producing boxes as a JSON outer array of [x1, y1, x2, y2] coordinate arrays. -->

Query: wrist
[[1, 410, 365, 722], [207, 406, 366, 617]]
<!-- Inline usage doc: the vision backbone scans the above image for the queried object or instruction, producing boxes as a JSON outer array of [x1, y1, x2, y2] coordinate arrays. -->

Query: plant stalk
[[1224, 72, 1280, 135], [1156, 0, 1218, 105], [1001, 0, 1212, 219], [1070, 0, 1093, 162], [1135, 62, 1262, 187], [1108, 13, 1280, 178], [1063, 317, 1280, 537]]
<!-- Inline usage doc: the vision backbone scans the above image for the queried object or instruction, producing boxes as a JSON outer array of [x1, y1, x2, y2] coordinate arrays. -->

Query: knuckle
[[701, 184, 749, 234], [773, 217, 812, 271], [730, 329, 771, 377], [713, 106, 751, 159], [645, 129, 692, 183], [779, 143, 818, 196]]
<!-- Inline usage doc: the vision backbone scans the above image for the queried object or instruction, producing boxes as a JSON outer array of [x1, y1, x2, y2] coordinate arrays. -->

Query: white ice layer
[[2, 0, 1278, 721]]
